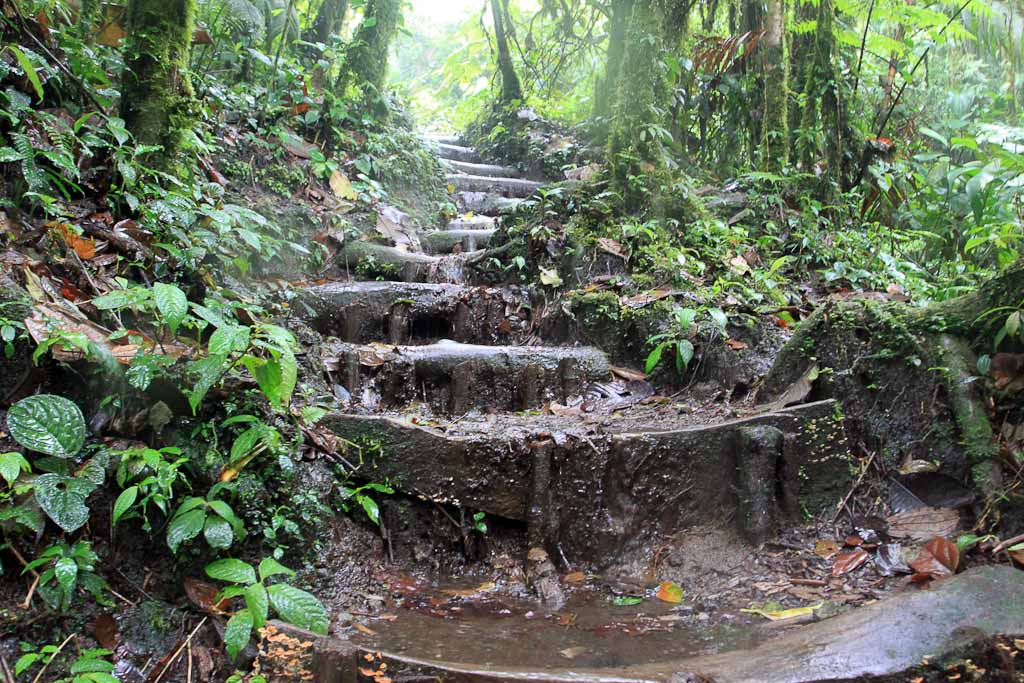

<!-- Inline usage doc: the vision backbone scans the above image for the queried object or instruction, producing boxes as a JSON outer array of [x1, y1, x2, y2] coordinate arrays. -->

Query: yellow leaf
[[655, 581, 684, 604], [330, 170, 358, 200], [539, 267, 563, 287], [740, 602, 823, 621], [447, 183, 456, 194]]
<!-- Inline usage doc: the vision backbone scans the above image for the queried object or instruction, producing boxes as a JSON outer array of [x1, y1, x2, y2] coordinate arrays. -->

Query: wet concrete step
[[323, 399, 849, 558], [456, 192, 525, 215], [298, 281, 533, 345], [268, 566, 1024, 683], [447, 159, 524, 178], [423, 229, 495, 254], [447, 173, 542, 198], [425, 133, 461, 145], [337, 241, 466, 283], [328, 339, 610, 414], [436, 143, 482, 164], [446, 215, 496, 231]]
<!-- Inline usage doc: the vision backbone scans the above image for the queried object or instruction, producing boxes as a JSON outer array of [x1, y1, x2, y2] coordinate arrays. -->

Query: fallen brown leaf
[[831, 548, 869, 577]]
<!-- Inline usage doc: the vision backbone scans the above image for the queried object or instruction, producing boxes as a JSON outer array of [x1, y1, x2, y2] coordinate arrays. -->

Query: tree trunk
[[120, 0, 198, 176], [592, 0, 631, 126], [761, 0, 788, 170], [794, 0, 845, 184], [607, 0, 667, 208], [336, 0, 401, 101], [308, 0, 348, 46], [491, 0, 523, 105]]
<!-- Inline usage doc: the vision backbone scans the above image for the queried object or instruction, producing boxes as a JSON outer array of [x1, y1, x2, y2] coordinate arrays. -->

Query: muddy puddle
[[348, 577, 766, 673]]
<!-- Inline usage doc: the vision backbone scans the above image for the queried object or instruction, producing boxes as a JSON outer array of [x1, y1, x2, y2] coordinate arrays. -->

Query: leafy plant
[[23, 541, 110, 612], [112, 445, 189, 531], [339, 481, 394, 526], [16, 644, 119, 683], [205, 557, 329, 658], [167, 492, 247, 553]]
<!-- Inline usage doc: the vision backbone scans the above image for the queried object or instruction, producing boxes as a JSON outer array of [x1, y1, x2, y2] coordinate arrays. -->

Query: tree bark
[[491, 0, 523, 105], [336, 0, 401, 100], [308, 0, 349, 46], [592, 0, 631, 126], [120, 0, 198, 176], [761, 0, 788, 170]]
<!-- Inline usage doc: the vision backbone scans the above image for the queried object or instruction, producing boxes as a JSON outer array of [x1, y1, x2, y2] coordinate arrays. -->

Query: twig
[[832, 451, 876, 522], [186, 641, 193, 683], [992, 533, 1024, 554], [32, 633, 75, 683], [852, 0, 875, 99], [150, 617, 208, 683], [1, 653, 15, 683], [21, 574, 40, 610]]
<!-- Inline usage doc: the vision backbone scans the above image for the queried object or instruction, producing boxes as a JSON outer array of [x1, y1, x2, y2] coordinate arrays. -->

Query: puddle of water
[[351, 581, 765, 673]]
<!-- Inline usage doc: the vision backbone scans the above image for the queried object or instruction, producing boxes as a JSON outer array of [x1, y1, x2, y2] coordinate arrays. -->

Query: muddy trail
[[239, 134, 1024, 683]]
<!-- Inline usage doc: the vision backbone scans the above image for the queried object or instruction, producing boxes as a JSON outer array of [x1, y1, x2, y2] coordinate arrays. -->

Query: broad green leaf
[[0, 451, 31, 486], [34, 473, 96, 531], [707, 307, 728, 332], [676, 340, 695, 374], [359, 495, 380, 524], [187, 353, 229, 414], [208, 324, 250, 355], [229, 426, 265, 463], [112, 486, 138, 525], [203, 514, 234, 550], [55, 556, 78, 595], [300, 406, 328, 424], [205, 558, 257, 585], [267, 583, 329, 634], [167, 508, 206, 553], [7, 395, 86, 457], [245, 582, 269, 629], [645, 342, 666, 374], [258, 557, 295, 581], [71, 657, 115, 674], [153, 283, 188, 336], [208, 500, 245, 539], [612, 595, 643, 606], [224, 608, 253, 660]]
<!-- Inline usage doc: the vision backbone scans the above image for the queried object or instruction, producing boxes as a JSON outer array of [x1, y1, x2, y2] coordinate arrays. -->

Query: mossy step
[[425, 133, 461, 145], [422, 229, 495, 254], [436, 143, 482, 163], [298, 281, 533, 345], [446, 215, 496, 230], [327, 339, 610, 413], [322, 399, 849, 560], [447, 173, 542, 198], [456, 192, 525, 215], [447, 159, 524, 178]]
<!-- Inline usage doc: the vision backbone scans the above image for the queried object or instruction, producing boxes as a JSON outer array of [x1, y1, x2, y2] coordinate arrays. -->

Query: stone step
[[268, 566, 1024, 683], [446, 159, 524, 178], [337, 241, 472, 284], [456, 192, 525, 215], [436, 143, 482, 164], [425, 133, 461, 145], [446, 214, 496, 231], [298, 281, 533, 345], [323, 399, 850, 558], [327, 340, 610, 413], [447, 173, 543, 198], [423, 229, 495, 254]]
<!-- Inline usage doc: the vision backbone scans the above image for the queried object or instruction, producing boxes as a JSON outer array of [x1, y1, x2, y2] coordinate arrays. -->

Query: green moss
[[121, 0, 198, 176]]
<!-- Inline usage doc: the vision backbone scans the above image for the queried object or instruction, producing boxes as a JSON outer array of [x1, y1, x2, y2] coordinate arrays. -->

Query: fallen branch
[[149, 616, 208, 683], [32, 633, 75, 683], [992, 533, 1024, 555]]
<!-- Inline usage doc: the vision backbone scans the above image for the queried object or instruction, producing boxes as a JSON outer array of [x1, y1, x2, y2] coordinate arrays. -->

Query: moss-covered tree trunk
[[308, 0, 349, 47], [491, 0, 523, 105], [606, 0, 667, 208], [120, 0, 198, 175], [793, 0, 845, 184], [78, 0, 100, 40], [592, 0, 632, 128], [761, 0, 788, 170], [336, 0, 401, 102], [760, 262, 1024, 492]]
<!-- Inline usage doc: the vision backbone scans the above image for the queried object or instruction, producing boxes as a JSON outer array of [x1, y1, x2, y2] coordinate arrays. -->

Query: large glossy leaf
[[153, 283, 188, 336], [0, 451, 31, 486], [267, 583, 329, 634], [205, 558, 256, 585], [34, 473, 96, 531], [167, 508, 206, 553], [224, 608, 253, 660], [203, 515, 234, 550], [7, 395, 86, 457], [245, 583, 269, 629]]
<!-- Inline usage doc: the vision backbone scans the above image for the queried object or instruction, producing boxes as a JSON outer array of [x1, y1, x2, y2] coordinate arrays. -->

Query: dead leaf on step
[[909, 537, 959, 579], [991, 353, 1024, 394], [330, 170, 358, 201], [546, 402, 583, 417], [582, 380, 654, 412], [755, 364, 819, 413], [92, 613, 120, 649], [49, 222, 96, 259], [620, 289, 672, 309], [740, 602, 822, 621], [563, 571, 587, 584], [886, 507, 959, 541], [560, 647, 588, 659], [440, 581, 496, 598], [831, 548, 869, 576], [539, 267, 563, 287], [727, 253, 750, 275], [375, 204, 420, 251], [184, 577, 231, 614], [610, 366, 647, 382], [353, 623, 378, 636], [596, 238, 628, 260], [564, 163, 602, 182], [279, 128, 317, 159], [655, 581, 684, 604], [725, 338, 749, 350]]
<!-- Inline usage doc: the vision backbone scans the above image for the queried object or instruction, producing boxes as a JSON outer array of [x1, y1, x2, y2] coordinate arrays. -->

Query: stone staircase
[[279, 134, 1024, 683]]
